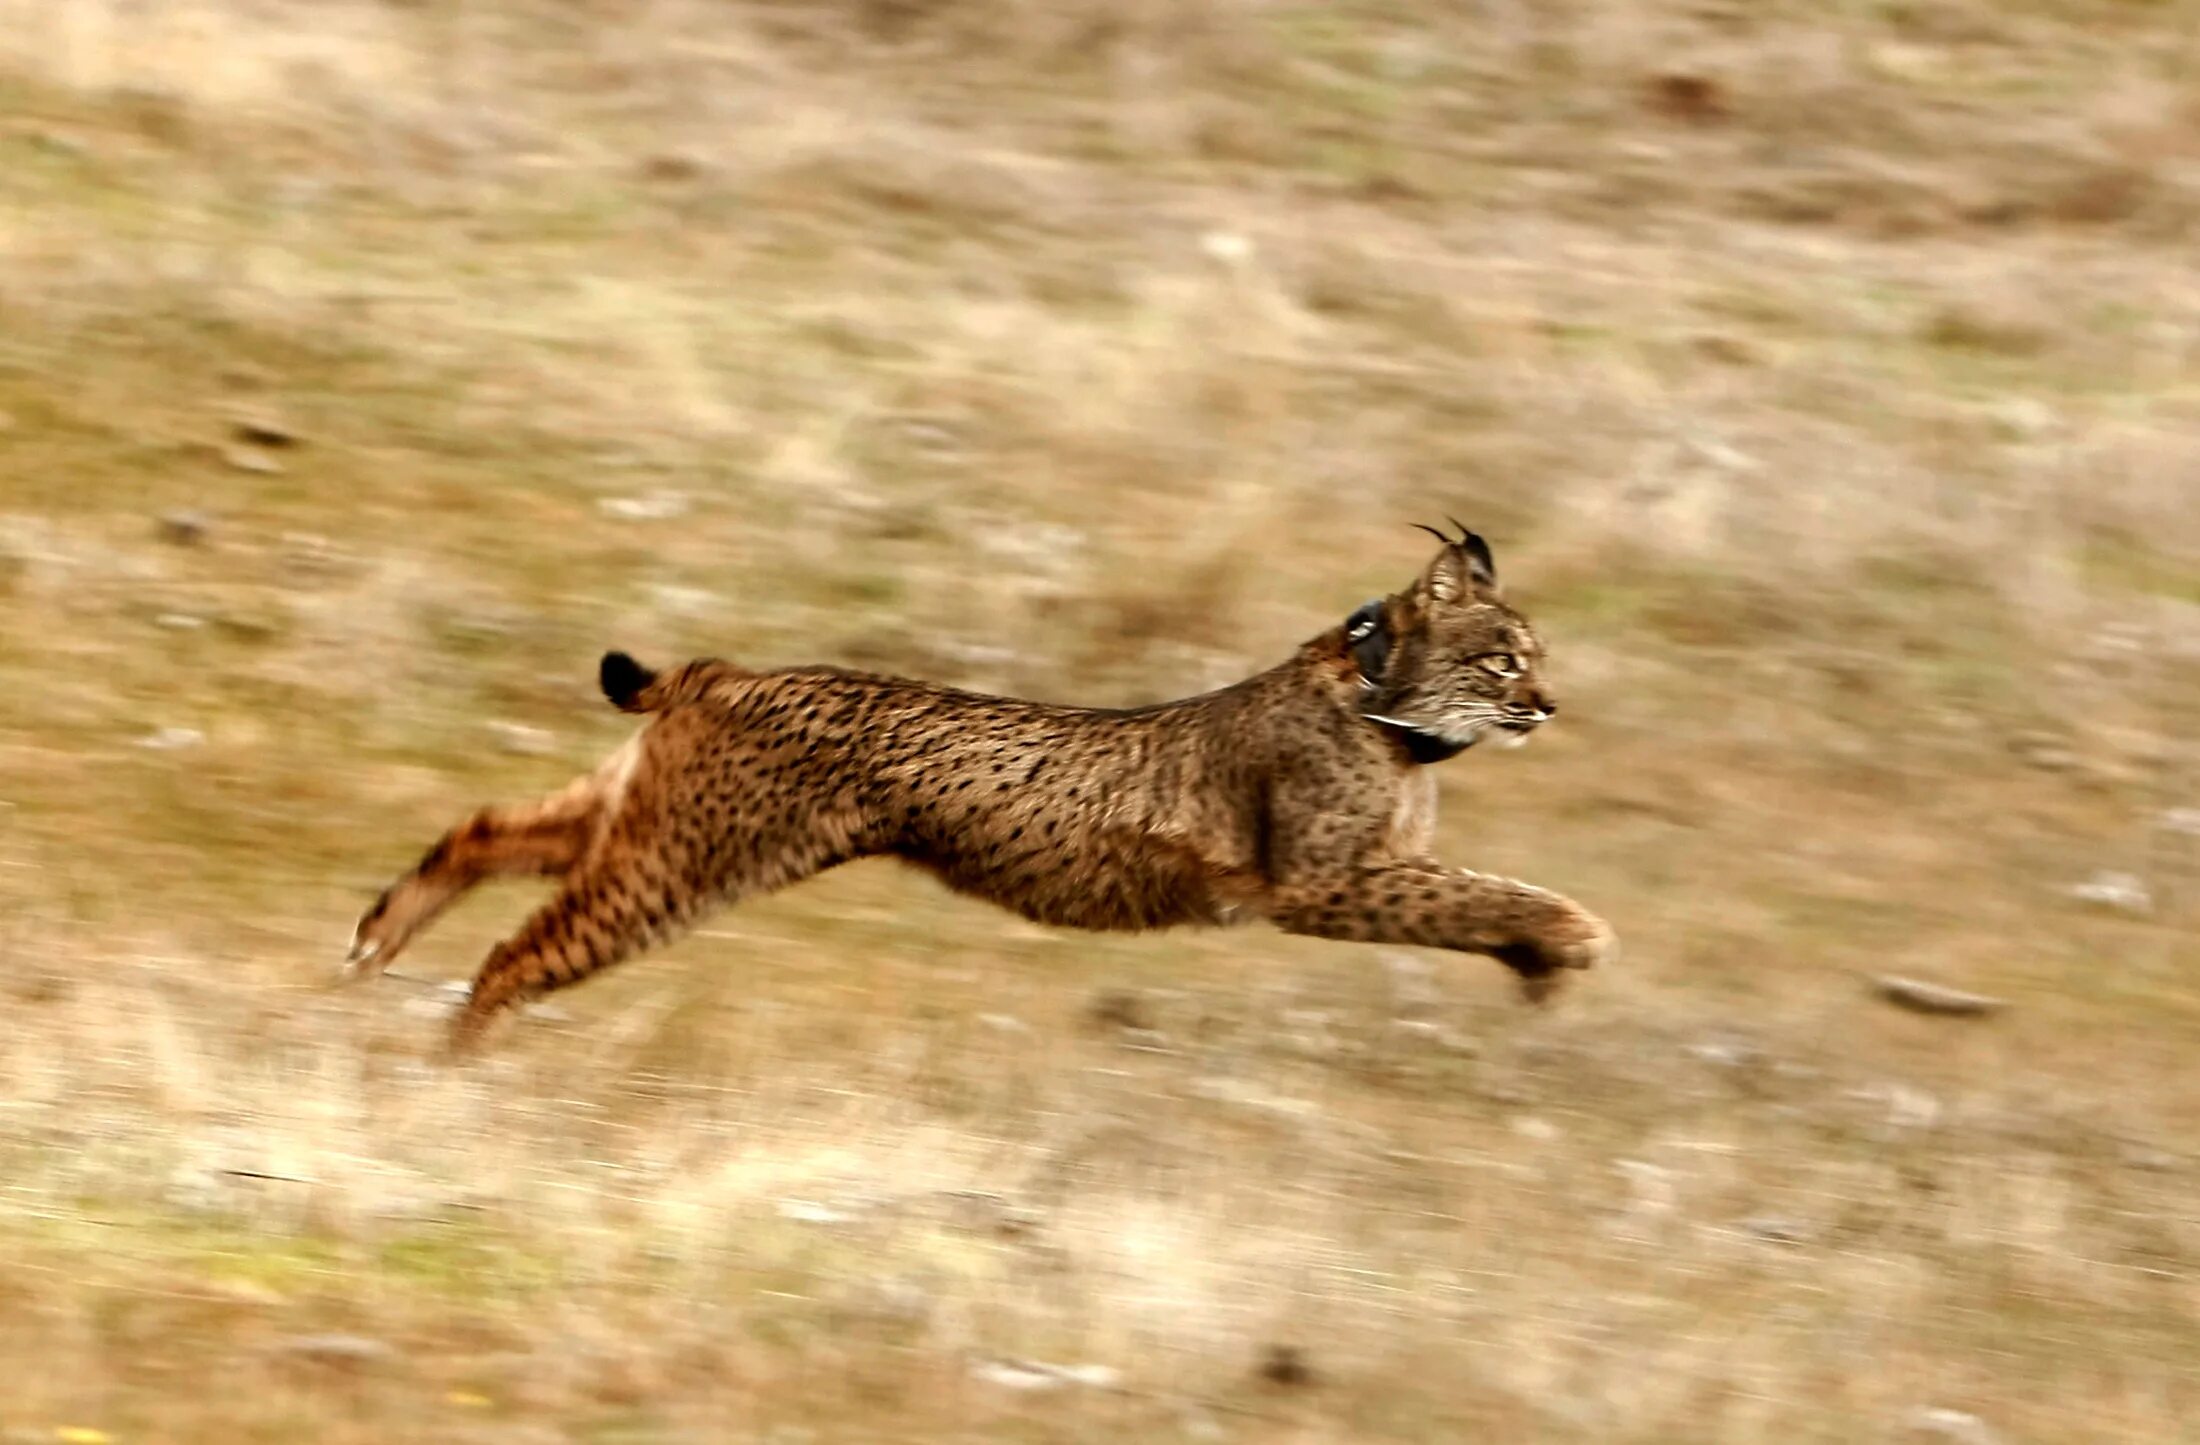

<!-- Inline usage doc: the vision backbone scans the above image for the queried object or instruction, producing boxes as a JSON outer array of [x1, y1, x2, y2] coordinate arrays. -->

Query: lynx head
[[1348, 522, 1554, 763]]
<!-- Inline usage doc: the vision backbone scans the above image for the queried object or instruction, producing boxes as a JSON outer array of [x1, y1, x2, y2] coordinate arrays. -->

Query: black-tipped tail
[[601, 652, 743, 713], [599, 651, 657, 713]]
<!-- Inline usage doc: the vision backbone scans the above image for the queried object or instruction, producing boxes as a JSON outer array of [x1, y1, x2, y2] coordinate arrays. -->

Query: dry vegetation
[[1, 0, 2197, 1440]]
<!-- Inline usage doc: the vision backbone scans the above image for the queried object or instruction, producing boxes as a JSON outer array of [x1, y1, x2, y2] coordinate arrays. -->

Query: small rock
[[1257, 1343, 1313, 1387], [896, 418, 964, 456], [278, 532, 349, 582], [1869, 42, 1949, 84], [134, 726, 205, 751], [2120, 1142, 2179, 1173], [154, 611, 207, 631], [1390, 1018, 1477, 1054], [646, 583, 719, 618], [157, 510, 211, 546], [1053, 1363, 1118, 1388], [1381, 951, 1439, 1015], [935, 1188, 1007, 1220], [978, 1012, 1030, 1035], [640, 151, 712, 182], [1117, 1026, 1172, 1053], [440, 610, 523, 646], [1199, 230, 1252, 264], [1858, 1081, 1943, 1129], [2013, 739, 2081, 773], [211, 608, 284, 642], [839, 1274, 935, 1329], [1614, 1159, 1676, 1214], [1087, 987, 1155, 1032], [2066, 870, 2152, 915], [485, 720, 554, 757], [996, 1205, 1044, 1237], [229, 412, 300, 448], [1689, 331, 1766, 366], [597, 491, 690, 521], [1187, 1076, 1319, 1120], [934, 1189, 1041, 1237], [8, 971, 72, 1005], [1684, 435, 1759, 473], [1740, 1215, 1811, 1245], [1684, 1033, 1762, 1068], [1280, 1008, 1337, 1058], [970, 1358, 1118, 1392], [1907, 1406, 2000, 1445], [202, 1276, 285, 1305], [1923, 303, 2049, 356], [1645, 71, 1730, 123], [28, 130, 89, 159], [2157, 807, 2200, 838], [1872, 976, 2006, 1018], [1987, 398, 2056, 442], [221, 444, 284, 475], [775, 1199, 852, 1225], [1510, 1116, 1559, 1142], [274, 1333, 397, 1366]]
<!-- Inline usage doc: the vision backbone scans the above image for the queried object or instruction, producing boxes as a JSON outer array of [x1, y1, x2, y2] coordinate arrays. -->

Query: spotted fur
[[347, 529, 1614, 1053]]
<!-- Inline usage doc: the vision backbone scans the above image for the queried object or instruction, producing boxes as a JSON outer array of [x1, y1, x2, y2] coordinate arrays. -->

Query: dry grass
[[1, 0, 2197, 1440]]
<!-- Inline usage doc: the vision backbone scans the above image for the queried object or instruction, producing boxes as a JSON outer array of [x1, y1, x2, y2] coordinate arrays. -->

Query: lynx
[[348, 524, 1614, 1051]]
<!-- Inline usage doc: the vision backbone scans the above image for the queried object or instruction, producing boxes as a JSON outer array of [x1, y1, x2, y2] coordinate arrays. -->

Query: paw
[[1543, 907, 1617, 973], [441, 1000, 503, 1063], [341, 893, 400, 982], [1492, 903, 1615, 1002], [1517, 969, 1565, 1006]]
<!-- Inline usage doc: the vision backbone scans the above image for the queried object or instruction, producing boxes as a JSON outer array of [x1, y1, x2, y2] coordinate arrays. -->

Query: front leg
[[1268, 863, 1615, 1001]]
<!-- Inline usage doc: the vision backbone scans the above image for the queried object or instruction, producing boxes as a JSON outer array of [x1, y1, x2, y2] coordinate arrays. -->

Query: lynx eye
[[1479, 653, 1521, 678]]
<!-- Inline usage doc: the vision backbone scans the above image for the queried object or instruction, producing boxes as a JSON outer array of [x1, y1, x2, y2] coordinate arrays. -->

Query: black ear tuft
[[1414, 517, 1498, 593], [1445, 516, 1497, 589]]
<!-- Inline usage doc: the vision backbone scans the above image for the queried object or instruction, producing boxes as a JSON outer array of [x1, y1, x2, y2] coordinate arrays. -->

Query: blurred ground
[[0, 1, 2196, 1441]]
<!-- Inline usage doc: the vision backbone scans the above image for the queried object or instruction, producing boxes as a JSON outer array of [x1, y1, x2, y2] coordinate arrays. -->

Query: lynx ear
[[1411, 520, 1498, 601], [1450, 517, 1498, 591]]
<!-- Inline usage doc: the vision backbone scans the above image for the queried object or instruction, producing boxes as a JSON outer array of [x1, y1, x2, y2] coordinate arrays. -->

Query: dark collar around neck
[[1344, 599, 1390, 689], [1344, 599, 1469, 764]]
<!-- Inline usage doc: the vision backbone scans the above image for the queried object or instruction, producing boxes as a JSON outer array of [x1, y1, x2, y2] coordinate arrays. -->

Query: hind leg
[[444, 864, 689, 1055], [446, 823, 865, 1054], [346, 775, 605, 980]]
